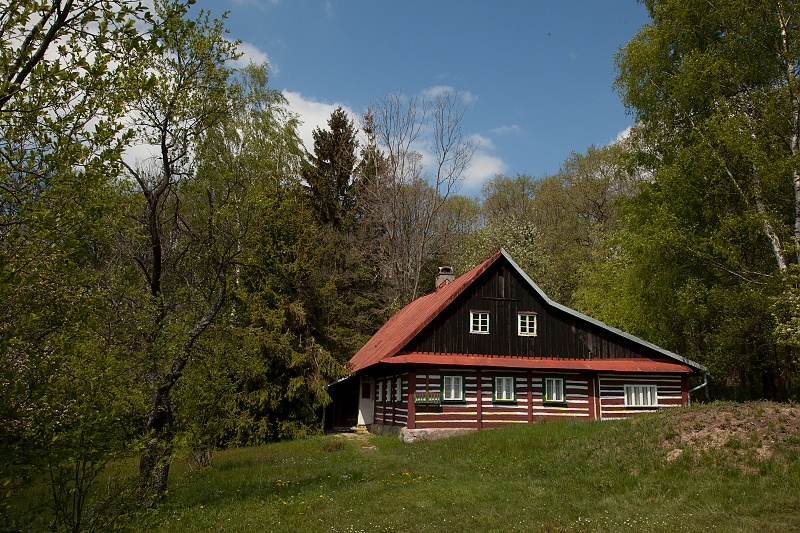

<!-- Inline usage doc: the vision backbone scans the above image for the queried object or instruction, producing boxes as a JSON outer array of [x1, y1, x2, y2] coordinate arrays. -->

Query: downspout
[[687, 371, 708, 407]]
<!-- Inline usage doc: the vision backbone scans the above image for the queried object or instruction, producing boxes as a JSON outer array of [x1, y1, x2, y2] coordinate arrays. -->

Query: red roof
[[382, 353, 693, 374], [348, 250, 503, 372], [348, 248, 705, 374]]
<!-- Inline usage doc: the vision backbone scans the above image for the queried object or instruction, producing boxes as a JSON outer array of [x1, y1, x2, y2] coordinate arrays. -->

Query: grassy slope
[[136, 402, 800, 532]]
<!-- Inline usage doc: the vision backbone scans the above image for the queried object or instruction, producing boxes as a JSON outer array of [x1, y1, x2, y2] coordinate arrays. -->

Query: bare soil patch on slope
[[645, 401, 800, 462]]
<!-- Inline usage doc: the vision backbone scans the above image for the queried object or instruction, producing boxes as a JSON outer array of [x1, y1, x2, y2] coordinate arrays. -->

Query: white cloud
[[280, 89, 507, 194], [421, 85, 453, 98], [228, 41, 274, 71], [282, 90, 359, 152], [421, 85, 478, 106], [464, 151, 508, 192], [613, 125, 633, 144], [490, 124, 521, 135], [469, 133, 494, 150], [123, 143, 159, 168]]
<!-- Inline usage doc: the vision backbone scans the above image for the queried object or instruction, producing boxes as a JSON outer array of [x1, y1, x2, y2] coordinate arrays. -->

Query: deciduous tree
[[0, 1, 151, 529], [609, 0, 800, 398], [363, 90, 476, 304], [120, 0, 244, 501]]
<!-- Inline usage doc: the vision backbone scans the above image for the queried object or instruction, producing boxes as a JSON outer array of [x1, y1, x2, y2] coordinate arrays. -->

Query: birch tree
[[613, 0, 800, 397], [364, 90, 476, 305], [617, 0, 800, 274]]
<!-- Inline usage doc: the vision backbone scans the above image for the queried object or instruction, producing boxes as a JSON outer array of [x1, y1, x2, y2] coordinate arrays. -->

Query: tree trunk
[[138, 384, 173, 506], [783, 345, 794, 401], [137, 276, 226, 503]]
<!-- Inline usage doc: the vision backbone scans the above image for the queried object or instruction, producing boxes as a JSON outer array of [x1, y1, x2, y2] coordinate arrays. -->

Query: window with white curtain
[[442, 375, 464, 401], [494, 376, 515, 401], [544, 377, 565, 403], [625, 384, 657, 407]]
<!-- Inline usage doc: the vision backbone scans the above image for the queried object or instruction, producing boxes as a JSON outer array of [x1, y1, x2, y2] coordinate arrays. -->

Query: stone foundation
[[399, 428, 476, 443], [367, 424, 477, 442]]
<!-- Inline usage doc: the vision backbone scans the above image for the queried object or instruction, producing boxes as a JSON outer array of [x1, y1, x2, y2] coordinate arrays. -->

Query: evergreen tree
[[303, 106, 360, 230]]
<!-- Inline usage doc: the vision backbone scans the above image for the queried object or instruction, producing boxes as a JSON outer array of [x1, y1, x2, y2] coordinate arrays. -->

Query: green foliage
[[456, 218, 547, 282], [772, 267, 800, 350], [474, 145, 637, 305], [611, 0, 800, 399], [227, 188, 356, 444], [172, 85, 372, 448], [0, 1, 153, 529]]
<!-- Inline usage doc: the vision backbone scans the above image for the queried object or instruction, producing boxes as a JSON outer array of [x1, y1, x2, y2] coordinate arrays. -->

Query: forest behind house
[[2, 1, 799, 530]]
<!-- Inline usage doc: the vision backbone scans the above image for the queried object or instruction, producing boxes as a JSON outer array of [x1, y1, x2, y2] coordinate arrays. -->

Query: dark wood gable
[[402, 256, 668, 361]]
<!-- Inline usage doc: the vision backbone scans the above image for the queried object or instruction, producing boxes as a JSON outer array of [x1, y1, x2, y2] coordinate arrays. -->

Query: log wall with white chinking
[[598, 373, 685, 420], [409, 368, 596, 429], [373, 374, 408, 427], [530, 373, 593, 420], [412, 370, 479, 429], [478, 370, 528, 428]]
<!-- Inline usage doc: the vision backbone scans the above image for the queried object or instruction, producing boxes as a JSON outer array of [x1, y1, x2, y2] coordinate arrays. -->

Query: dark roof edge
[[326, 374, 356, 389], [500, 249, 708, 373]]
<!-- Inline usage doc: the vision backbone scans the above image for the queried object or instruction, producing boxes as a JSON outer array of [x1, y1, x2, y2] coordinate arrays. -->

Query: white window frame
[[442, 375, 464, 402], [376, 381, 383, 402], [544, 377, 565, 403], [385, 379, 391, 402], [518, 312, 537, 336], [494, 376, 515, 402], [470, 311, 490, 334], [395, 377, 402, 402], [625, 384, 658, 407]]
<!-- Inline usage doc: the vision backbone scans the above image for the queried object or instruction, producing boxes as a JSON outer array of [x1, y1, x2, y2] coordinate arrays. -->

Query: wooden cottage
[[326, 249, 706, 435]]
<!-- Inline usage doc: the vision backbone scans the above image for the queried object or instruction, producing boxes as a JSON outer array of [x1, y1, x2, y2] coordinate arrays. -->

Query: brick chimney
[[435, 266, 455, 288]]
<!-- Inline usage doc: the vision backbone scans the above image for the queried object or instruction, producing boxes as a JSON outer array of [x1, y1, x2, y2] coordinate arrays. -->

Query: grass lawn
[[133, 402, 799, 532]]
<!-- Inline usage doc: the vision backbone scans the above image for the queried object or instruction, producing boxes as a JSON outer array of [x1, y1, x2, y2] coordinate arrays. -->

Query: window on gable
[[494, 376, 515, 402], [442, 375, 464, 402], [395, 377, 402, 402], [518, 312, 537, 336], [544, 377, 565, 403], [470, 311, 490, 334], [625, 384, 657, 407]]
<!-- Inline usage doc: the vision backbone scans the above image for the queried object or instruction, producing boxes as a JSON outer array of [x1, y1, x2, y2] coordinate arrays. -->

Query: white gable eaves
[[500, 249, 708, 373]]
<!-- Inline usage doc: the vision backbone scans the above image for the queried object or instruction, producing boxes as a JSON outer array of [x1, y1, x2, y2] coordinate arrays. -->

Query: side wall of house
[[367, 369, 689, 430], [372, 373, 408, 427], [407, 368, 595, 430], [598, 373, 686, 420]]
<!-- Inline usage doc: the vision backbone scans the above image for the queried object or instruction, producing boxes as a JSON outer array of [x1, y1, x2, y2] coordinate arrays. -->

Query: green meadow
[[126, 402, 799, 532]]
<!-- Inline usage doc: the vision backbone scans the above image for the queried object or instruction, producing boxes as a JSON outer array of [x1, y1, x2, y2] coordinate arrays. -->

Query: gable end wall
[[406, 258, 663, 361]]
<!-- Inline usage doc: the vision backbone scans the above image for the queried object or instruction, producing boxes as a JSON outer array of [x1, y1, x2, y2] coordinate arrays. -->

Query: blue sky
[[192, 0, 651, 195]]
